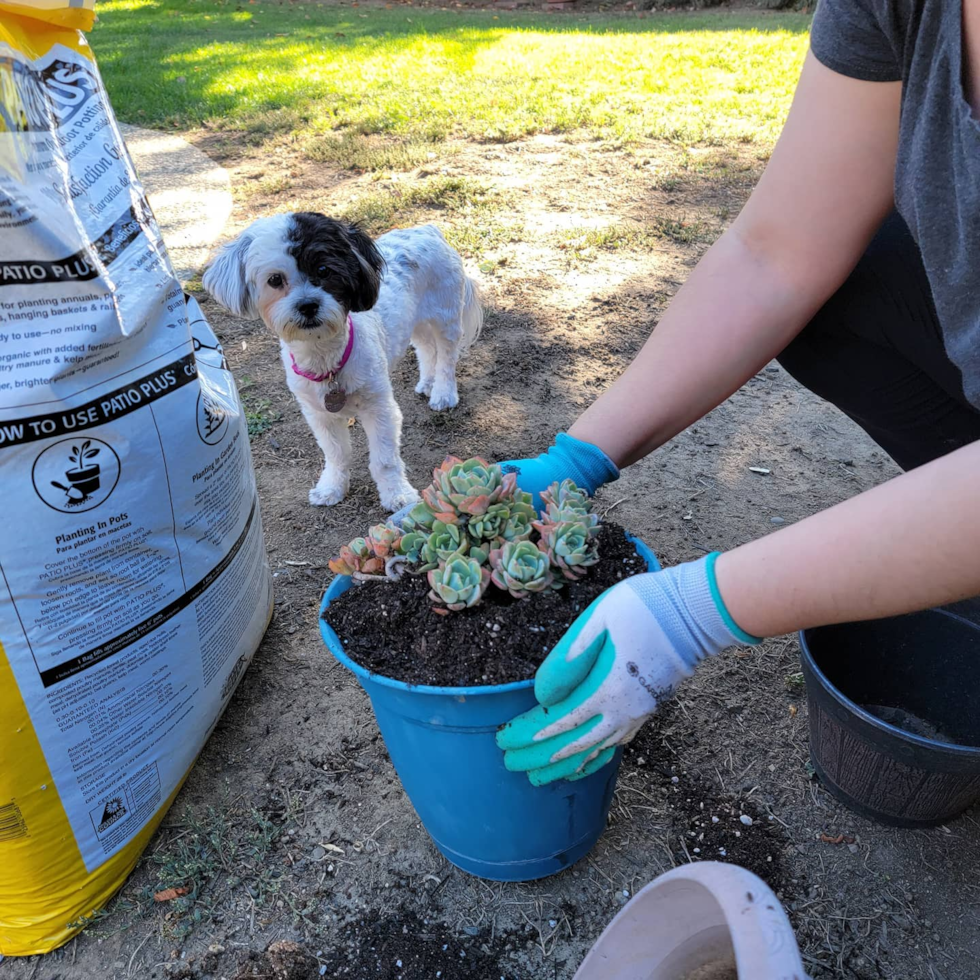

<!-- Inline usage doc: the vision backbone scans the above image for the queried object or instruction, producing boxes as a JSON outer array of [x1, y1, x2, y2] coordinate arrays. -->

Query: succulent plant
[[420, 520, 469, 567], [489, 540, 558, 599], [498, 496, 537, 544], [366, 522, 402, 559], [535, 479, 600, 534], [328, 538, 384, 577], [466, 501, 511, 544], [397, 530, 427, 564], [423, 456, 517, 518], [538, 519, 599, 581], [330, 459, 605, 611], [428, 554, 491, 611], [540, 479, 592, 515], [400, 500, 442, 533]]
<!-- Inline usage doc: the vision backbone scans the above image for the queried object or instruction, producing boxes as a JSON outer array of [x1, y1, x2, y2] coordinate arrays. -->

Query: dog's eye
[[267, 273, 284, 289], [316, 264, 328, 278]]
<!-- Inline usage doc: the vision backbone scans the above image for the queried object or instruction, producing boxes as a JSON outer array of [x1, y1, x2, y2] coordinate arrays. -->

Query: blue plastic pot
[[319, 533, 660, 882]]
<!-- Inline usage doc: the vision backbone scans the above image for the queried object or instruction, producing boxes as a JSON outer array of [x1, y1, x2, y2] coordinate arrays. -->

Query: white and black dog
[[203, 213, 482, 511]]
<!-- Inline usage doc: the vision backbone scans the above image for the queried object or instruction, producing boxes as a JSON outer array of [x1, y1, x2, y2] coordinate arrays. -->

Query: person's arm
[[570, 51, 902, 467], [499, 442, 980, 786], [718, 440, 980, 636]]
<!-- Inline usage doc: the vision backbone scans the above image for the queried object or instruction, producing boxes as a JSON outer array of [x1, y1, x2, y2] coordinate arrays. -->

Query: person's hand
[[499, 432, 619, 509], [496, 554, 760, 786], [389, 432, 619, 526]]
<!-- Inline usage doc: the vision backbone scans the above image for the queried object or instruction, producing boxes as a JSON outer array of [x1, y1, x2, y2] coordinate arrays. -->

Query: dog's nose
[[297, 301, 320, 320]]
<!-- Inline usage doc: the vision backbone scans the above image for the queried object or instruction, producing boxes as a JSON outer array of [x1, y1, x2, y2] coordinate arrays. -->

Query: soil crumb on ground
[[626, 710, 790, 892], [315, 911, 526, 979], [231, 940, 319, 980], [323, 522, 645, 686]]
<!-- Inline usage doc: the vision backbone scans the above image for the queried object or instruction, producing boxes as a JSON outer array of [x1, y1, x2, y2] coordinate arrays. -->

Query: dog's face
[[203, 212, 385, 344]]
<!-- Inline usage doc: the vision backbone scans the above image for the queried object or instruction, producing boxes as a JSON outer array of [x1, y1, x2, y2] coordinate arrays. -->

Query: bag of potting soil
[[0, 0, 273, 955]]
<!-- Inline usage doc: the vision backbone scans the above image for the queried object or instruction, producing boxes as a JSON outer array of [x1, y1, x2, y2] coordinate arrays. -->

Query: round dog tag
[[323, 390, 347, 413]]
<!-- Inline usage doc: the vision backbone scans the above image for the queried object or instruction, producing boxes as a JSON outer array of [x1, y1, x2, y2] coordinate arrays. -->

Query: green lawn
[[93, 0, 809, 145]]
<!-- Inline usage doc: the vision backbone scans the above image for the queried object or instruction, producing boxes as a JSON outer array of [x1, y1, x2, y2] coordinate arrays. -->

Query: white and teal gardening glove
[[499, 433, 619, 509], [391, 433, 619, 527], [496, 553, 761, 786]]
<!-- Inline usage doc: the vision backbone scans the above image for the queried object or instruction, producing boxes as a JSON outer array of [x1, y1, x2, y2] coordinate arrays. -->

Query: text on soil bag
[[0, 352, 198, 448]]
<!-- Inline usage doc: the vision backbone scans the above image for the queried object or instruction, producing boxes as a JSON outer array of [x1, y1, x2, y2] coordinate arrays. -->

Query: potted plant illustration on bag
[[319, 456, 660, 882], [50, 440, 101, 505]]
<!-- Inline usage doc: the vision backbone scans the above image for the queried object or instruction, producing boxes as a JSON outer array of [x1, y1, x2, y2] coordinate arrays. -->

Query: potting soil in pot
[[326, 522, 645, 686], [684, 960, 738, 980], [683, 961, 738, 980], [862, 704, 965, 745]]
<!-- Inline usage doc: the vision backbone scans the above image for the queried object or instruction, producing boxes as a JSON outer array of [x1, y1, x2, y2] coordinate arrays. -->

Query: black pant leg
[[776, 212, 980, 471]]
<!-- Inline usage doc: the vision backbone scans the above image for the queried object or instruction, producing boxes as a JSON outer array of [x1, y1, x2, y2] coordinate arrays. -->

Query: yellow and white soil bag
[[0, 1, 272, 955]]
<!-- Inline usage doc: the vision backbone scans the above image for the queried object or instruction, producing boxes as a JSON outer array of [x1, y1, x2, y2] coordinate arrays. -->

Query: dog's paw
[[415, 378, 434, 397], [309, 484, 346, 507], [428, 390, 460, 412], [381, 486, 421, 513]]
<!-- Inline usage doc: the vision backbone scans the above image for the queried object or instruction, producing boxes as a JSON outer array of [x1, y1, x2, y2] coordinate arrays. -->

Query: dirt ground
[[7, 130, 980, 980]]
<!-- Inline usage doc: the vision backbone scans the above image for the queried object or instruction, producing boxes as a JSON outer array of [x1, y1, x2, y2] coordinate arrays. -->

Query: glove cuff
[[625, 554, 761, 671], [704, 552, 762, 646], [553, 432, 620, 496]]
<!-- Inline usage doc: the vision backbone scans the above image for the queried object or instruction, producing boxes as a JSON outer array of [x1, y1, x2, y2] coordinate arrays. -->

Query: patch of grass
[[447, 220, 524, 260], [556, 217, 714, 262], [651, 216, 712, 244], [558, 223, 658, 251], [341, 176, 501, 234], [144, 802, 295, 941], [302, 132, 447, 172], [254, 174, 293, 195], [93, 1, 809, 147], [634, 147, 759, 190], [244, 396, 278, 439]]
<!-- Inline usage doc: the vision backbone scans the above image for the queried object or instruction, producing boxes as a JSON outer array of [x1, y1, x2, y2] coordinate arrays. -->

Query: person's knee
[[776, 291, 850, 398], [776, 243, 886, 397]]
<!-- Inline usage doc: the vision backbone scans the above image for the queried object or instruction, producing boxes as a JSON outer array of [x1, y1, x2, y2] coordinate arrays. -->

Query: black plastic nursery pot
[[800, 599, 980, 827]]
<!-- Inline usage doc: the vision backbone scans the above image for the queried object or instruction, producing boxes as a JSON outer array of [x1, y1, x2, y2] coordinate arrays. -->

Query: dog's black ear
[[203, 233, 256, 318], [345, 223, 385, 312]]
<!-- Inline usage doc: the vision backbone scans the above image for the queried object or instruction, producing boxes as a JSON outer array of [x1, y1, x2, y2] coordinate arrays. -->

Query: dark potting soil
[[323, 522, 646, 687], [313, 909, 533, 980]]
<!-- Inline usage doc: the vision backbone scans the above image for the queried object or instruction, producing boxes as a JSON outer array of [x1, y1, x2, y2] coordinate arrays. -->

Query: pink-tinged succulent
[[538, 519, 599, 581], [541, 479, 591, 513], [401, 500, 445, 533], [366, 522, 402, 559], [328, 538, 384, 577], [489, 540, 558, 599], [422, 456, 517, 518], [428, 554, 491, 611], [538, 479, 598, 528]]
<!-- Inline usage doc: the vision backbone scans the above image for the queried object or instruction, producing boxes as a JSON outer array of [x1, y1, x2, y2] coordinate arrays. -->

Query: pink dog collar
[[289, 316, 355, 383]]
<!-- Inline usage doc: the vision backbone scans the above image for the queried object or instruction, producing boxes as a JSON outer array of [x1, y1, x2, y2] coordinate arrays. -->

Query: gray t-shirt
[[811, 0, 980, 410]]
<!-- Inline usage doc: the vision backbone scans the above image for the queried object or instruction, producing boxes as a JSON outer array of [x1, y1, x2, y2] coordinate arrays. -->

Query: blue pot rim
[[320, 531, 660, 698], [799, 624, 980, 757]]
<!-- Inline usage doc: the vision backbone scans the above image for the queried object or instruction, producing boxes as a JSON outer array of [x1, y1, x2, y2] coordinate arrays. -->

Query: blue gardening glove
[[499, 432, 619, 509], [496, 553, 761, 786], [390, 432, 619, 526]]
